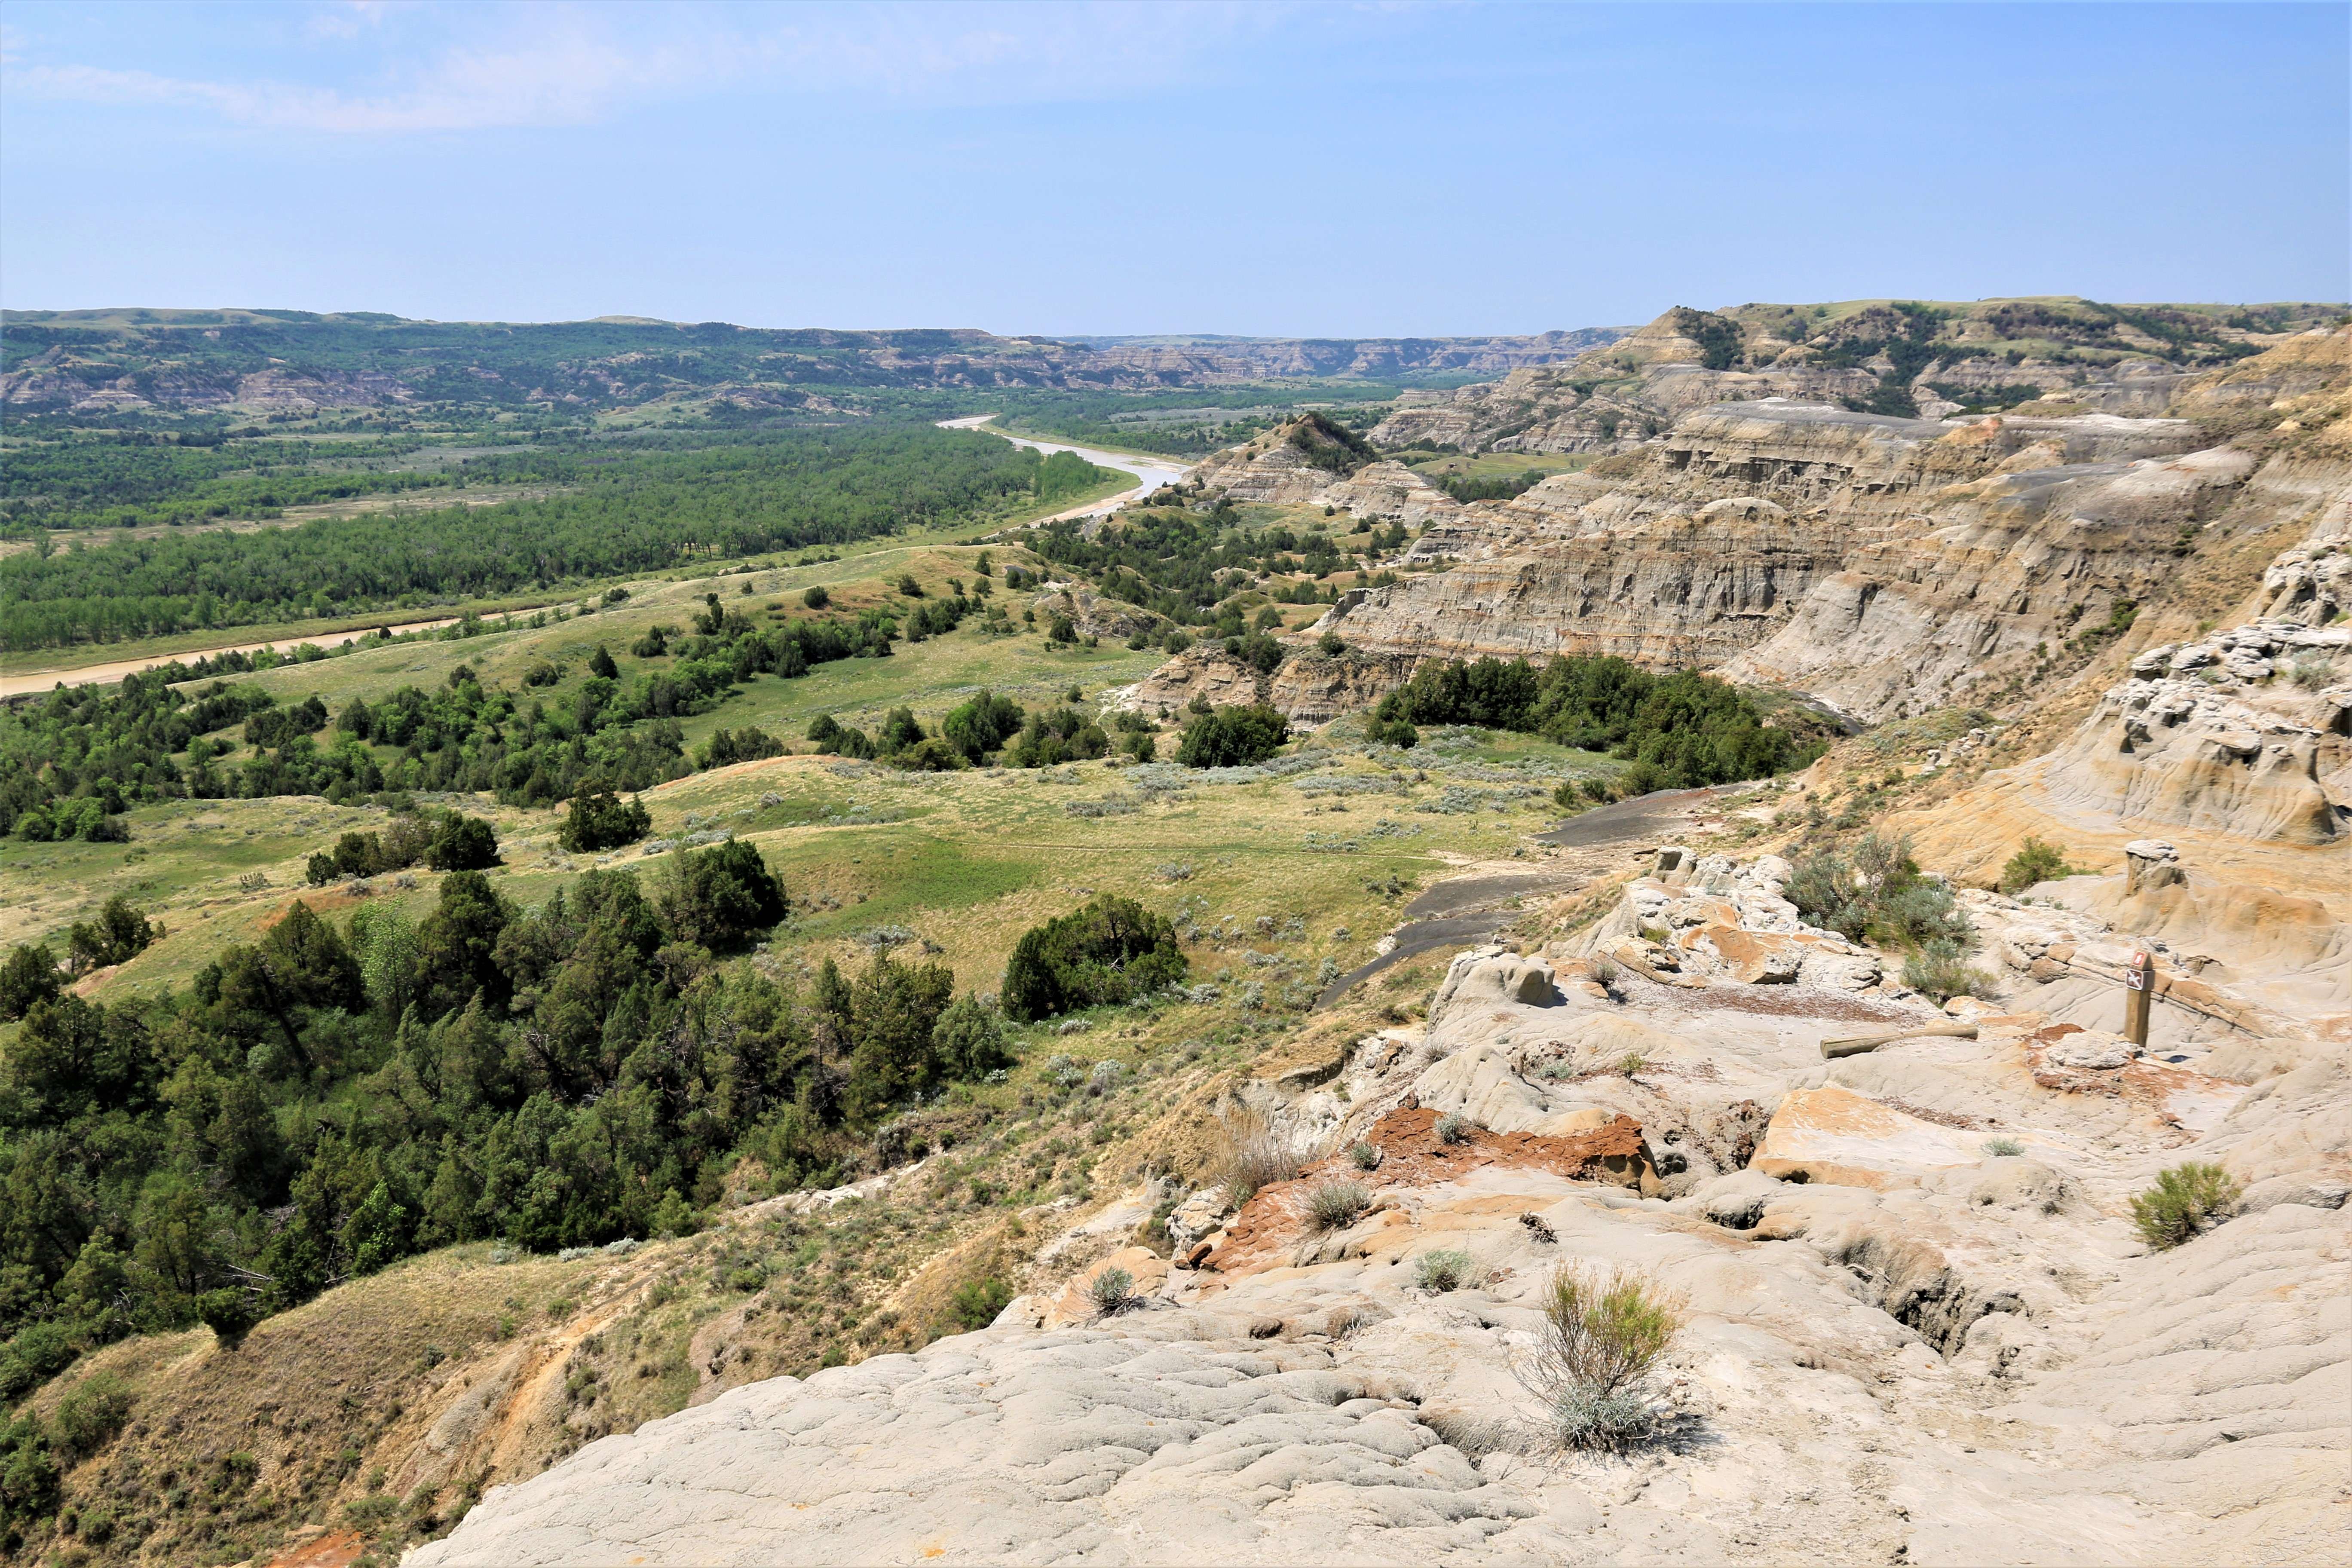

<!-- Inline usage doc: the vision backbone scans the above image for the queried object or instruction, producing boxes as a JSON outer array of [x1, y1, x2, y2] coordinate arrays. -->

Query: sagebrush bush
[[1902, 938, 1998, 1002], [1307, 1180, 1371, 1231], [1788, 832, 1970, 948], [1434, 1113, 1473, 1145], [1981, 1136, 2025, 1158], [1348, 1140, 1380, 1170], [2130, 1162, 2239, 1250], [1524, 1264, 1684, 1451], [1413, 1249, 1482, 1292], [1088, 1266, 1137, 1316], [1210, 1109, 1302, 1207]]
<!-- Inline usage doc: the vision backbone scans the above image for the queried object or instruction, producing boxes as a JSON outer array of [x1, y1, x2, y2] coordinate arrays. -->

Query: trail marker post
[[2123, 949, 2153, 1047]]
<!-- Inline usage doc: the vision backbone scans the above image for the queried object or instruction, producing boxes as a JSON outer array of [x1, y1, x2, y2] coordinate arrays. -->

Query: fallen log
[[1821, 1020, 1978, 1060]]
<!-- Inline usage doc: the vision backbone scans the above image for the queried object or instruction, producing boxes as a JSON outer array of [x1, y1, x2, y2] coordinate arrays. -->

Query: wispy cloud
[[3, 2, 1289, 135]]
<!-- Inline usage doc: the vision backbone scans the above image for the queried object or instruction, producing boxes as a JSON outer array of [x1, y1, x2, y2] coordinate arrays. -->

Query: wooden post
[[2123, 949, 2153, 1047]]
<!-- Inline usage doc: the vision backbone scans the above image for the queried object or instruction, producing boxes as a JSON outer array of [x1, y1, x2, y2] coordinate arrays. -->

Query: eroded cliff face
[[1329, 501, 1854, 668], [1273, 333, 2351, 736], [1317, 399, 2223, 692]]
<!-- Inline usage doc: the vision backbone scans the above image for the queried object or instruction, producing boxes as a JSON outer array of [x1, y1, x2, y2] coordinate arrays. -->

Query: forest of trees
[[0, 838, 1027, 1419], [1, 426, 1115, 650]]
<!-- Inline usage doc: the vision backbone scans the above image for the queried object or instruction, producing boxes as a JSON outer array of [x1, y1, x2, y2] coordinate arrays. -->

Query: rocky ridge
[[412, 843, 2351, 1567]]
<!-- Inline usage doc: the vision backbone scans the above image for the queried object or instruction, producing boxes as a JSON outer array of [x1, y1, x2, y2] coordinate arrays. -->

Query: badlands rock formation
[[1368, 300, 2333, 456], [415, 849, 2350, 1567], [1306, 330, 2349, 728]]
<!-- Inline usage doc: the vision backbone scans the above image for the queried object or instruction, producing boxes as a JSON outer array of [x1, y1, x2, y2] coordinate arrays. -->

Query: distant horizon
[[2, 3, 2342, 335], [5, 294, 2343, 343]]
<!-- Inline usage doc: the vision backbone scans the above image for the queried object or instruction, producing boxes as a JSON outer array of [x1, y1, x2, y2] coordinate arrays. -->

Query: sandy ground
[[1, 616, 462, 698]]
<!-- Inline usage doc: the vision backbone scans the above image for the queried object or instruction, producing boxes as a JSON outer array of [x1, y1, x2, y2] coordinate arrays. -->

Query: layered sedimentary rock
[[1329, 500, 1854, 667], [1723, 441, 2255, 718], [1309, 461, 1461, 527], [1184, 420, 1361, 505]]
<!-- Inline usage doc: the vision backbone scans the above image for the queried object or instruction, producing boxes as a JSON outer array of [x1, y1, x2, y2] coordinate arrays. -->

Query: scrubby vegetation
[[0, 831, 1023, 1434], [1998, 836, 2084, 895], [1786, 832, 1972, 950], [2129, 1161, 2240, 1250], [1175, 704, 1289, 768], [1524, 1264, 1684, 1451], [1369, 655, 1827, 786], [1412, 1249, 1482, 1292], [1305, 1180, 1371, 1231], [1209, 1109, 1302, 1207]]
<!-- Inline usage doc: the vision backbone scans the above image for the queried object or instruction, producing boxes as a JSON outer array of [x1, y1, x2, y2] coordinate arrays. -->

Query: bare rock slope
[[413, 851, 2349, 1568]]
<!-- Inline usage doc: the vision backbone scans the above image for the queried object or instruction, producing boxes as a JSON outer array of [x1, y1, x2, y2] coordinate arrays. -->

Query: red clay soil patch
[[267, 1528, 365, 1568], [1191, 1107, 1651, 1275]]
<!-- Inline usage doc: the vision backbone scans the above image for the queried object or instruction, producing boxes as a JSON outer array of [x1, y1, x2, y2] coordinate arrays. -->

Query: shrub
[[802, 584, 830, 609], [941, 689, 1025, 762], [1434, 1113, 1473, 1144], [1363, 714, 1418, 749], [1307, 1180, 1371, 1231], [1981, 1136, 2025, 1158], [950, 1276, 1014, 1330], [1209, 1109, 1301, 1206], [628, 625, 668, 658], [1176, 704, 1289, 768], [1525, 1264, 1684, 1451], [1902, 938, 1997, 1001], [1788, 832, 1970, 949], [559, 784, 652, 852], [1998, 836, 2081, 894], [1088, 1266, 1137, 1317], [49, 1372, 133, 1461], [931, 994, 1012, 1081], [1000, 896, 1186, 1022], [64, 896, 157, 975], [1348, 1140, 1380, 1170], [1413, 1249, 1482, 1292], [2130, 1161, 2239, 1250], [0, 1412, 58, 1539]]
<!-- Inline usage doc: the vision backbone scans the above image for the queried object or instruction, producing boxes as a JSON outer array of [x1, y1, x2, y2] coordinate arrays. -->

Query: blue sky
[[2, 2, 2343, 334]]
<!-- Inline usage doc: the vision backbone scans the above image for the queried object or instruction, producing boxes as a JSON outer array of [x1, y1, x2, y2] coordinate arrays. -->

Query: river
[[9, 423, 1185, 698], [937, 415, 1191, 518]]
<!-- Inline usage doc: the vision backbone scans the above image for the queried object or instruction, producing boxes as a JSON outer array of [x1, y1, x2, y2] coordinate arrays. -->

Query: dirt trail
[[1, 616, 463, 698]]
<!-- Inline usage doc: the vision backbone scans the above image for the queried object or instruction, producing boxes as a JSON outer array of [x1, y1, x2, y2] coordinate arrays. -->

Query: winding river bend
[[8, 423, 1187, 698], [937, 415, 1191, 518]]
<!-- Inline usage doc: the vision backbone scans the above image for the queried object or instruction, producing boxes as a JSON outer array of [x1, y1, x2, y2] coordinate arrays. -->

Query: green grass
[[8, 537, 1582, 1012]]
